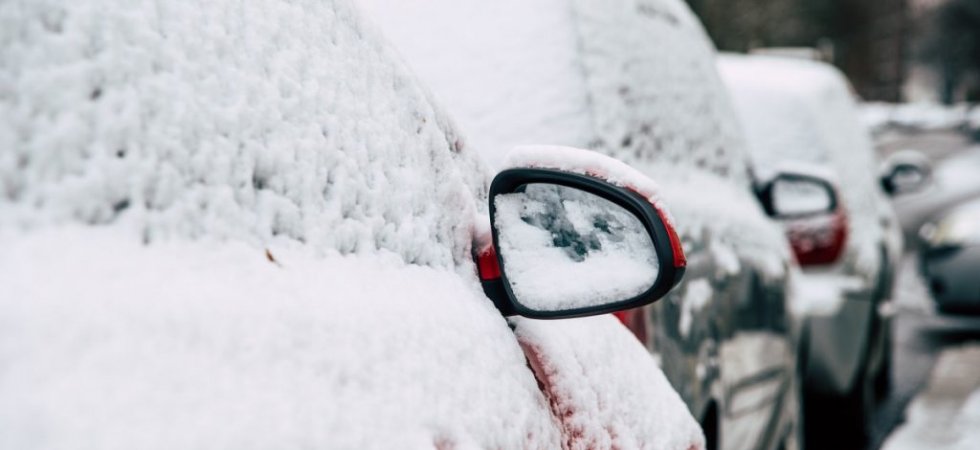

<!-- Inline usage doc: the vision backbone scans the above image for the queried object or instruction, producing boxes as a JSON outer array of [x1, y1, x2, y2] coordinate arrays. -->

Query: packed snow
[[0, 0, 489, 269], [358, 0, 792, 280], [0, 227, 564, 449], [677, 279, 712, 338], [1, 0, 708, 448], [495, 184, 659, 312], [513, 315, 705, 450]]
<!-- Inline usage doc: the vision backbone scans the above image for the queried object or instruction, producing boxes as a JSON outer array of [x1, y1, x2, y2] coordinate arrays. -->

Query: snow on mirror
[[493, 184, 660, 313], [771, 177, 833, 217]]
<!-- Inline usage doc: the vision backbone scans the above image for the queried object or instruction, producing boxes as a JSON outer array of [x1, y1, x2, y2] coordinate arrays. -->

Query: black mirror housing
[[477, 168, 686, 320], [757, 172, 838, 219]]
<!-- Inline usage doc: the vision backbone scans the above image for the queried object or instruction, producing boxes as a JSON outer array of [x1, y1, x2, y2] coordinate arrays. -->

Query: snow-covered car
[[718, 53, 904, 444], [919, 196, 980, 314], [887, 147, 980, 251], [357, 2, 804, 450], [0, 1, 709, 449]]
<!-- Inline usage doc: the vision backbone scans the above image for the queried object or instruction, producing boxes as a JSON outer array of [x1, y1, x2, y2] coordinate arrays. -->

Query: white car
[[718, 53, 904, 445], [0, 0, 706, 448]]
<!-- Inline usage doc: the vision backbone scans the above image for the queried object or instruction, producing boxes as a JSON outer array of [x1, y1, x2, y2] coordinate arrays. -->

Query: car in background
[[885, 147, 980, 251], [357, 1, 807, 449], [919, 196, 980, 314], [718, 53, 904, 445], [0, 0, 707, 448]]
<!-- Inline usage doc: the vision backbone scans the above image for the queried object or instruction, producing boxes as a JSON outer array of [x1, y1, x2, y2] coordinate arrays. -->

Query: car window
[[571, 0, 751, 185]]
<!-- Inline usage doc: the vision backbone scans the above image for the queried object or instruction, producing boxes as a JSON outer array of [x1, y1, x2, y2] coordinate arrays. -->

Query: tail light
[[785, 208, 848, 266]]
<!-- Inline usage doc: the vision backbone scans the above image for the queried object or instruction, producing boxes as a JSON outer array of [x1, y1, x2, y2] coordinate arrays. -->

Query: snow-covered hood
[[0, 227, 562, 449], [1, 0, 703, 448]]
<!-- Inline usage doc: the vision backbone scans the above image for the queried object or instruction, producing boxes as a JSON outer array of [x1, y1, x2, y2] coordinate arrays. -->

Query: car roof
[[358, 0, 751, 185], [0, 0, 489, 269]]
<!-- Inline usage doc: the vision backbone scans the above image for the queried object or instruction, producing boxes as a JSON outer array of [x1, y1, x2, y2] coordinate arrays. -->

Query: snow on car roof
[[0, 0, 489, 269], [0, 0, 575, 447], [357, 0, 751, 185]]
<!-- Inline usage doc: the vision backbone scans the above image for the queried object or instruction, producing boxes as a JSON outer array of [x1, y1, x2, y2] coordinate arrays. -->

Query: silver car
[[718, 53, 904, 445]]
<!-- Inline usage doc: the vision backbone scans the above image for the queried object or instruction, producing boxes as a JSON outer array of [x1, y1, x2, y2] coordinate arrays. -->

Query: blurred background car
[[0, 0, 707, 448], [918, 196, 980, 314], [886, 147, 980, 251], [358, 1, 808, 449], [718, 54, 904, 445]]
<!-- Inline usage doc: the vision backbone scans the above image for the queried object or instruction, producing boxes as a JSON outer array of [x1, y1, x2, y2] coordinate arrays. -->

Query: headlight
[[921, 202, 980, 248]]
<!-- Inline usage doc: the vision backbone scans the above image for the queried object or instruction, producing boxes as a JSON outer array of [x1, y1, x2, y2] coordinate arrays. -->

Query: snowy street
[[869, 258, 980, 449], [880, 342, 980, 450]]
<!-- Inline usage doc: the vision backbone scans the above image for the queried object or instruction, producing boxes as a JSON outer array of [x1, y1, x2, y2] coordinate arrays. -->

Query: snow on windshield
[[495, 184, 659, 311], [0, 0, 489, 269]]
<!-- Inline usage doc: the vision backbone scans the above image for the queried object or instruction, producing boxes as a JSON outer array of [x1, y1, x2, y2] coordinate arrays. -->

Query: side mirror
[[880, 150, 932, 196], [757, 173, 838, 219], [475, 147, 685, 319], [756, 170, 848, 266]]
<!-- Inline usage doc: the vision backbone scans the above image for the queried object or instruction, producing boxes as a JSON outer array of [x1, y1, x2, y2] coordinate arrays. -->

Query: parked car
[[358, 1, 806, 449], [885, 147, 980, 251], [0, 0, 707, 448], [919, 196, 980, 314], [717, 53, 904, 444]]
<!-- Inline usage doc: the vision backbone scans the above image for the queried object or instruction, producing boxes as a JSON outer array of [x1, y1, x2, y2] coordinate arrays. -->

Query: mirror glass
[[493, 183, 660, 312], [771, 177, 833, 217]]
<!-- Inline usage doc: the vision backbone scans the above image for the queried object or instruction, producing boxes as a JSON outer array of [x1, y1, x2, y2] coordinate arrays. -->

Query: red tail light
[[785, 208, 848, 266], [613, 307, 649, 344]]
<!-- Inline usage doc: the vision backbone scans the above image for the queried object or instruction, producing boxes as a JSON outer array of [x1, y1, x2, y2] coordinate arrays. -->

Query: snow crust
[[358, 0, 791, 281], [718, 54, 889, 279], [1, 1, 708, 448], [495, 184, 659, 312], [0, 227, 563, 449], [0, 0, 489, 269], [513, 315, 704, 450], [357, 0, 750, 184], [503, 145, 668, 208]]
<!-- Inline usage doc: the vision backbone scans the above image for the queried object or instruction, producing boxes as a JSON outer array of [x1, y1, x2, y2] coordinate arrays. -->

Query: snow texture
[[0, 227, 562, 449], [718, 53, 888, 280], [495, 184, 659, 312], [1, 0, 707, 448], [358, 0, 792, 279], [678, 278, 712, 338], [0, 0, 489, 269], [513, 315, 705, 450]]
